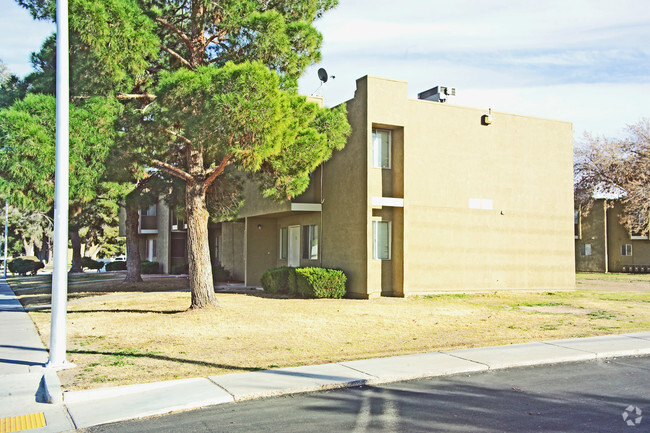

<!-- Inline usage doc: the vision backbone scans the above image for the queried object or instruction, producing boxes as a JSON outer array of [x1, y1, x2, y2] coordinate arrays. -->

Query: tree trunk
[[186, 179, 218, 308], [21, 234, 35, 257], [124, 204, 143, 283], [69, 228, 84, 273]]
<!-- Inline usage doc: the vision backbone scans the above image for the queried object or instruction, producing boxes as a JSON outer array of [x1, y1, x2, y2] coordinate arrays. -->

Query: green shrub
[[171, 263, 188, 274], [81, 257, 104, 272], [293, 267, 347, 299], [140, 261, 160, 274], [262, 267, 346, 298], [105, 261, 127, 271], [261, 267, 291, 293], [213, 264, 231, 282], [7, 256, 44, 276]]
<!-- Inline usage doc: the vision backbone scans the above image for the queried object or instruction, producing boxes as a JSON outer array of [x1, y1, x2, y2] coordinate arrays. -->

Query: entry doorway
[[288, 225, 301, 267]]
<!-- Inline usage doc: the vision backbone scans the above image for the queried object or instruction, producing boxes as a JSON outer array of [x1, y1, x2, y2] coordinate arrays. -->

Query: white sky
[[1, 0, 649, 138]]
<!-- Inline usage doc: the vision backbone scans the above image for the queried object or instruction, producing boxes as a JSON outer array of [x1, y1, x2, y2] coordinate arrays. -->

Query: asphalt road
[[84, 356, 650, 433]]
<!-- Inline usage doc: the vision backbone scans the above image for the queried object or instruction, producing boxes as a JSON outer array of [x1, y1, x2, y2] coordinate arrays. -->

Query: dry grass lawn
[[8, 273, 650, 391]]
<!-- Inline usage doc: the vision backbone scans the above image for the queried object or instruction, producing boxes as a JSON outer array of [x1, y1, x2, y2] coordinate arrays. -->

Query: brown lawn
[[8, 273, 649, 391]]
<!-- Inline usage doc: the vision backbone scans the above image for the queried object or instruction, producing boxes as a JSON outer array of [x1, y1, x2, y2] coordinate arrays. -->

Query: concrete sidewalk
[[0, 279, 74, 432], [1, 277, 649, 432]]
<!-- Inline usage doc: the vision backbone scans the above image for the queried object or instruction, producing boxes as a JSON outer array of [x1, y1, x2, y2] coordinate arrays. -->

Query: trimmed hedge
[[292, 267, 347, 299], [213, 264, 230, 282], [140, 261, 160, 274], [260, 266, 291, 293], [81, 257, 104, 272], [261, 267, 346, 299], [7, 256, 44, 276], [105, 261, 127, 271], [171, 263, 188, 275]]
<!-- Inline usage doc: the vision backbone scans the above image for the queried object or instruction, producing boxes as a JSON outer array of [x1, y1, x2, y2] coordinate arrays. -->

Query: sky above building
[[1, 0, 649, 139]]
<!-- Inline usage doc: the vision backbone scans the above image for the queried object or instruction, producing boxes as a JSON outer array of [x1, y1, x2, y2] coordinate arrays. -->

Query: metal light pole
[[47, 0, 71, 369], [3, 201, 7, 278]]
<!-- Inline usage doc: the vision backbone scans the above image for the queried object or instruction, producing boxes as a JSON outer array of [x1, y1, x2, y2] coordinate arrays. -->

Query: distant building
[[575, 199, 650, 273]]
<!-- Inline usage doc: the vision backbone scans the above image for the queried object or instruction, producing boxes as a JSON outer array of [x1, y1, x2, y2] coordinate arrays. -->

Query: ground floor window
[[146, 239, 157, 261], [373, 220, 391, 260], [622, 244, 633, 256], [302, 225, 318, 260], [580, 243, 591, 256], [279, 227, 288, 260]]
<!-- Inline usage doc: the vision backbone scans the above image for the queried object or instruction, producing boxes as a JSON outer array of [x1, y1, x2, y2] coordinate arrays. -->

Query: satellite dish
[[318, 68, 328, 83]]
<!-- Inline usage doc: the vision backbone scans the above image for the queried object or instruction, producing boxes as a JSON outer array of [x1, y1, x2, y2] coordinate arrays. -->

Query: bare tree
[[575, 118, 650, 234]]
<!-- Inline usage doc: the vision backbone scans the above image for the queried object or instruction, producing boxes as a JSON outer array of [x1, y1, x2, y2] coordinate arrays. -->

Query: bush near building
[[7, 257, 45, 276], [140, 261, 160, 274], [261, 267, 346, 299], [81, 257, 104, 272], [105, 261, 127, 272]]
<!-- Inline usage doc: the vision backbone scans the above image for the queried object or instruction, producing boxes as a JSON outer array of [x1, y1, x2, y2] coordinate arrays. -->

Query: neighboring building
[[575, 199, 650, 273], [217, 75, 575, 298], [119, 200, 221, 275], [121, 75, 575, 296]]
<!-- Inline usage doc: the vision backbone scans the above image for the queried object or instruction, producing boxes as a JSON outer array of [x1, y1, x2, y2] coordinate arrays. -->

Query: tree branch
[[162, 128, 192, 145], [156, 17, 194, 56], [151, 159, 193, 182], [203, 155, 232, 191], [116, 93, 157, 100], [202, 31, 226, 51], [161, 46, 194, 70]]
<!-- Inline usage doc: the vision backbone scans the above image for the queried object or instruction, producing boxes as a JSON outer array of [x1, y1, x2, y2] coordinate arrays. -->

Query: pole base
[[45, 360, 76, 371]]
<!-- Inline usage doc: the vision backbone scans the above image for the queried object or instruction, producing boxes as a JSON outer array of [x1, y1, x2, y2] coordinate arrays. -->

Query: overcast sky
[[1, 0, 649, 138]]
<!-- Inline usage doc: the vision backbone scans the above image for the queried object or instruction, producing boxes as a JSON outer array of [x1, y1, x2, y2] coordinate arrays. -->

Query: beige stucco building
[[575, 199, 650, 273], [216, 75, 575, 298]]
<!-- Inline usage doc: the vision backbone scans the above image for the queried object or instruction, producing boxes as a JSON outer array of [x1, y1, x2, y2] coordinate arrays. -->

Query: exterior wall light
[[482, 108, 493, 126]]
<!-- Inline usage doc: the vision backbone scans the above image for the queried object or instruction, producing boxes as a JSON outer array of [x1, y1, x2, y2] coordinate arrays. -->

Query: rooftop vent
[[418, 86, 456, 103]]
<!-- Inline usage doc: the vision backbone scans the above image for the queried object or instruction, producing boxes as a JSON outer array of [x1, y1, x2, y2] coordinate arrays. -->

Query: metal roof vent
[[418, 86, 456, 103]]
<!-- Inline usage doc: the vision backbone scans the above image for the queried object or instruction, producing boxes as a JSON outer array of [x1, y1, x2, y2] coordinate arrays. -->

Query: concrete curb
[[59, 332, 650, 430]]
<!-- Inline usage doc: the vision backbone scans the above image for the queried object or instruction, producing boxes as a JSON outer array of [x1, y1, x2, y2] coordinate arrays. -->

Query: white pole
[[47, 0, 70, 369], [3, 201, 7, 278]]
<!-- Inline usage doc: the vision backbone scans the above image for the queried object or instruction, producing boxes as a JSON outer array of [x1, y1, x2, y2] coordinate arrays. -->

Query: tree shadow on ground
[[67, 348, 262, 372]]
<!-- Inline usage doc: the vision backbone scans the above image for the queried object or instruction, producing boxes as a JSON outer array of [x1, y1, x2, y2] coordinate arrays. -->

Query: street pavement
[[1, 276, 649, 432], [82, 355, 650, 433]]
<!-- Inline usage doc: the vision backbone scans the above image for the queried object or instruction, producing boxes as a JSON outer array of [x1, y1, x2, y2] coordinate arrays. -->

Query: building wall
[[319, 79, 370, 298], [575, 200, 608, 272], [233, 75, 575, 295], [221, 221, 245, 281]]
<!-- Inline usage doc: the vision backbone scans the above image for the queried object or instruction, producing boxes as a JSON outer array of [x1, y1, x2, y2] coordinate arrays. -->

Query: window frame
[[372, 128, 392, 169], [279, 227, 288, 260], [621, 244, 633, 256], [373, 220, 392, 260], [301, 225, 319, 260]]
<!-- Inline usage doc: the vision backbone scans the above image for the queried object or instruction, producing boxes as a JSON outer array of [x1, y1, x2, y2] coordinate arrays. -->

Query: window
[[372, 129, 391, 169], [373, 220, 392, 260], [141, 204, 156, 216], [622, 244, 633, 256], [279, 227, 288, 260], [146, 239, 157, 260], [574, 209, 580, 239], [630, 211, 648, 239], [171, 210, 187, 231], [302, 225, 318, 260], [580, 243, 591, 256]]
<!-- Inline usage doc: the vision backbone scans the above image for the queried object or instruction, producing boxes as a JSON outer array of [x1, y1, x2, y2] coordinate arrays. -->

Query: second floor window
[[372, 128, 391, 169]]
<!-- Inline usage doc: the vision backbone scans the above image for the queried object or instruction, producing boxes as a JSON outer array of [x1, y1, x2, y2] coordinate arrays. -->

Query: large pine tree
[[16, 0, 350, 308]]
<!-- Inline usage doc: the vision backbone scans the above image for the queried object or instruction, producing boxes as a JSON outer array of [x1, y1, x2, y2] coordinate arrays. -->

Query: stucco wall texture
[[232, 75, 576, 298]]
